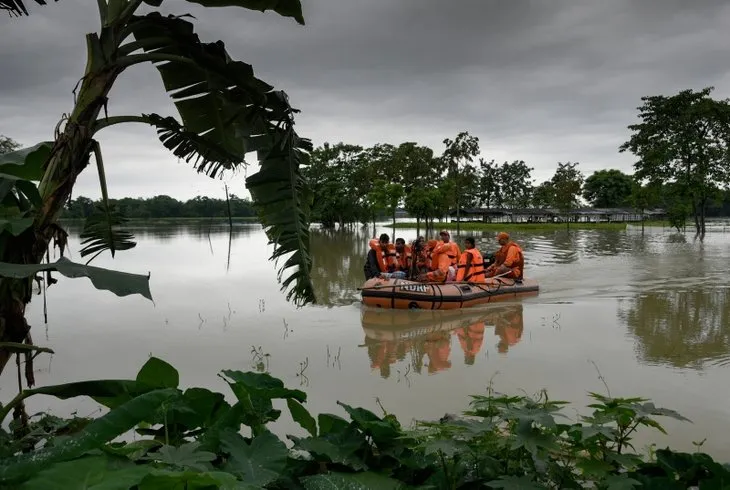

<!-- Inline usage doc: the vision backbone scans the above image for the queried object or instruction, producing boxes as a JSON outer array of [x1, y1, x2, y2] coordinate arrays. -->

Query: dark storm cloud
[[1, 0, 729, 197]]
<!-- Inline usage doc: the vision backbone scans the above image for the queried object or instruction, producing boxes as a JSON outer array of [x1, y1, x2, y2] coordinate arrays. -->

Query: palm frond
[[0, 0, 54, 16], [123, 12, 315, 305], [246, 128, 315, 306], [79, 203, 136, 264], [182, 0, 304, 25], [141, 113, 243, 178]]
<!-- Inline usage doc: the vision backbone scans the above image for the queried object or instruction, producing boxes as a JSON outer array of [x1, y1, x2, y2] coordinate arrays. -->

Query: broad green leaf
[[0, 141, 52, 180], [603, 474, 643, 490], [655, 448, 696, 474], [0, 172, 42, 211], [103, 440, 162, 461], [19, 455, 151, 490], [220, 430, 288, 487], [301, 472, 406, 490], [138, 468, 243, 490], [136, 356, 179, 389], [196, 402, 246, 452], [155, 387, 230, 438], [221, 370, 306, 402], [575, 457, 614, 478], [420, 438, 468, 457], [182, 0, 305, 25], [337, 401, 401, 444], [287, 398, 317, 436], [0, 256, 152, 300], [10, 379, 160, 412], [0, 217, 32, 236], [317, 413, 349, 436], [0, 388, 178, 484], [576, 424, 615, 441], [487, 475, 547, 489], [221, 370, 304, 429], [291, 429, 368, 471], [145, 442, 216, 472]]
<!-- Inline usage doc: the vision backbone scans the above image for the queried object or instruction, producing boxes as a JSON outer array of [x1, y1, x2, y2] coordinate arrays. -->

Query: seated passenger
[[456, 236, 486, 283], [363, 233, 396, 280], [417, 239, 452, 283], [485, 232, 524, 282], [394, 238, 412, 274]]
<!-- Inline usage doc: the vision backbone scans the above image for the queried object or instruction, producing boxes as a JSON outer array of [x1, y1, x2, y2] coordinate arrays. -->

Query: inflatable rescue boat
[[360, 276, 539, 310]]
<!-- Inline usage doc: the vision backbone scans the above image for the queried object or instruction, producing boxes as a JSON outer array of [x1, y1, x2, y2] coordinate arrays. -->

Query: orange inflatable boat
[[360, 276, 539, 309]]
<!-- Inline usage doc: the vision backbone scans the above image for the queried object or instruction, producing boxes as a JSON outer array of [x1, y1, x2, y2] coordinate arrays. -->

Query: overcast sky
[[1, 0, 729, 200]]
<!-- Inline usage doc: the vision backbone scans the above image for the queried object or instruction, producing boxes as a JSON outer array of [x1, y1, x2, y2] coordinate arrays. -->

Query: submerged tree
[[442, 131, 480, 235], [531, 181, 555, 209], [477, 158, 502, 209], [619, 87, 730, 236], [499, 160, 534, 209], [583, 169, 634, 208], [550, 162, 584, 229], [0, 0, 314, 377]]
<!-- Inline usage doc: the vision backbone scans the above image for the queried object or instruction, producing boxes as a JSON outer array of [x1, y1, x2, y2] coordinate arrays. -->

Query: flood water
[[2, 221, 730, 459]]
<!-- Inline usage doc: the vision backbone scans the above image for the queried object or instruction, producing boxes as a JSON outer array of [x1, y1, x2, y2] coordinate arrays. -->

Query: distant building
[[448, 207, 666, 223]]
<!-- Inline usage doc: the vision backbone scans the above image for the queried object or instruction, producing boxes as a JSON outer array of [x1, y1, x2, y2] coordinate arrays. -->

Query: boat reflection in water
[[360, 303, 524, 378]]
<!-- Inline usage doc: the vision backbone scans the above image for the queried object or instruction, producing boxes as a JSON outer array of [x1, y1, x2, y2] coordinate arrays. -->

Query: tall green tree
[[619, 87, 730, 235], [583, 169, 634, 208], [531, 181, 555, 208], [499, 160, 534, 208], [396, 142, 440, 195], [303, 143, 365, 228], [442, 131, 480, 235], [550, 162, 584, 229], [0, 0, 313, 377], [628, 181, 661, 232], [477, 158, 502, 209]]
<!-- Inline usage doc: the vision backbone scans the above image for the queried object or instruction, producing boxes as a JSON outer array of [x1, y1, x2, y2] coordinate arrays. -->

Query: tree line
[[9, 86, 730, 236], [61, 195, 257, 219], [302, 135, 730, 235]]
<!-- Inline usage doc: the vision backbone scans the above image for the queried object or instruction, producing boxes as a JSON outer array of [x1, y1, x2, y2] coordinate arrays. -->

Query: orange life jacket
[[431, 241, 459, 270], [494, 241, 524, 279], [395, 246, 412, 272], [368, 239, 397, 272], [425, 240, 439, 270], [425, 253, 451, 282], [456, 248, 485, 282]]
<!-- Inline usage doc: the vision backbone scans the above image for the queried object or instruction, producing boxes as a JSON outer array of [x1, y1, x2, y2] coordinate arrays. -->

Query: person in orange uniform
[[364, 233, 397, 279], [394, 238, 412, 275], [426, 230, 459, 281], [436, 230, 460, 268], [485, 232, 524, 282], [411, 236, 429, 275], [418, 243, 451, 282], [455, 236, 486, 283]]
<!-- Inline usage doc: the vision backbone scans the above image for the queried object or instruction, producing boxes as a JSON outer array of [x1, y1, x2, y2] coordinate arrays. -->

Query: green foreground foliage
[[1, 356, 728, 489]]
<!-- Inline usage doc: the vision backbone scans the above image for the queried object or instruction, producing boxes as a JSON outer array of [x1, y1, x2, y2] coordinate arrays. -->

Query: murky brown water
[[2, 221, 730, 458]]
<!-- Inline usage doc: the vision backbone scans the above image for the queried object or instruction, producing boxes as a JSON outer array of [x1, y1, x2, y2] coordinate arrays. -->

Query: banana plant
[[0, 0, 315, 377]]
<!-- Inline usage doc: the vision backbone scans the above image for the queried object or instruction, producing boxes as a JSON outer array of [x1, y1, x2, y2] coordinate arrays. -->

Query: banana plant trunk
[[0, 49, 121, 378]]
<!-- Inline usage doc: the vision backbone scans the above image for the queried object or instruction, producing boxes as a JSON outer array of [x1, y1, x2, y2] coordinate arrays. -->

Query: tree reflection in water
[[361, 303, 524, 378], [618, 289, 730, 369], [310, 228, 370, 306]]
